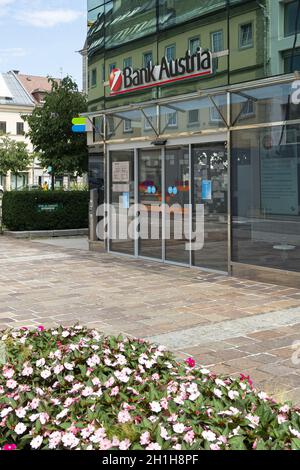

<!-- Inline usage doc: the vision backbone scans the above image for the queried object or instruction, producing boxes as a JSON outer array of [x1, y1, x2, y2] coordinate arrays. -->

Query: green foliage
[[2, 190, 89, 231], [0, 135, 32, 175], [23, 76, 88, 176]]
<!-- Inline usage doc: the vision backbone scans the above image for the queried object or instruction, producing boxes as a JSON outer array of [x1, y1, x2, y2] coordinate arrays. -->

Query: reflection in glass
[[106, 107, 157, 140], [192, 143, 228, 272], [232, 126, 300, 273], [231, 83, 300, 126], [165, 147, 190, 264], [160, 94, 228, 135], [139, 149, 162, 260]]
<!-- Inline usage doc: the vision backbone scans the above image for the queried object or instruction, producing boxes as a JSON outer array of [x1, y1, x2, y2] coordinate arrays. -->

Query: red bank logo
[[109, 68, 123, 93]]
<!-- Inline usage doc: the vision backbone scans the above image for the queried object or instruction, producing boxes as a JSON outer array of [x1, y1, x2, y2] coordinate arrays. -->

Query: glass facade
[[232, 125, 300, 273], [87, 0, 267, 109], [87, 1, 300, 285]]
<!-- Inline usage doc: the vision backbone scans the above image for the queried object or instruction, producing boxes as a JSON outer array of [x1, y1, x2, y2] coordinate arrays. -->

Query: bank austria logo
[[109, 47, 213, 96], [109, 68, 123, 93]]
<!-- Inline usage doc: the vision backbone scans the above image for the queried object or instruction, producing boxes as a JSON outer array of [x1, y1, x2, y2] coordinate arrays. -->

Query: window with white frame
[[189, 37, 200, 54], [123, 119, 132, 132], [211, 31, 224, 53], [210, 106, 223, 123], [239, 23, 253, 49], [166, 111, 177, 127], [240, 99, 255, 118], [165, 44, 176, 62]]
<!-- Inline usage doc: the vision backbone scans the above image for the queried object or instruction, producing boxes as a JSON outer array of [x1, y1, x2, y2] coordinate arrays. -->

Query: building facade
[[0, 71, 34, 190], [85, 0, 300, 288]]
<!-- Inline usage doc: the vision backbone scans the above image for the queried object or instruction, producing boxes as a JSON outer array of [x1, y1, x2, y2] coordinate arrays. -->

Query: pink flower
[[117, 410, 132, 424], [185, 357, 196, 368], [38, 326, 45, 332], [184, 430, 195, 444], [3, 444, 17, 451], [210, 443, 221, 450], [3, 367, 15, 379], [146, 443, 161, 450], [119, 439, 131, 450], [140, 432, 151, 446], [240, 374, 254, 389]]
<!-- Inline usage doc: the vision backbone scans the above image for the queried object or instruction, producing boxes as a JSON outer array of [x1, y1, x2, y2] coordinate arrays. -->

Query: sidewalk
[[1, 236, 300, 405]]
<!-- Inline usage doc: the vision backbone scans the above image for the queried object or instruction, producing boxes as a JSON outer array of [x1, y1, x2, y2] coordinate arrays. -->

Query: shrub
[[0, 326, 300, 451], [2, 191, 89, 231]]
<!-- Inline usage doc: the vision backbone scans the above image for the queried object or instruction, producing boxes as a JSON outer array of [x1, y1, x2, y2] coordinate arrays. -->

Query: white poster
[[112, 162, 130, 183]]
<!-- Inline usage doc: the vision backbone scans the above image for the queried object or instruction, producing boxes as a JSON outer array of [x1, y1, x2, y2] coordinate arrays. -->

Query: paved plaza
[[1, 236, 300, 405]]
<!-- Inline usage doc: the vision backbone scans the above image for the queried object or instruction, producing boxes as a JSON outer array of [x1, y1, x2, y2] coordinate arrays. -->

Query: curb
[[3, 229, 88, 239]]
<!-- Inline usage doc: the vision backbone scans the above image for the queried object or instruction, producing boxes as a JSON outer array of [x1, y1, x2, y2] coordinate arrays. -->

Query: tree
[[0, 135, 32, 176], [23, 76, 88, 183]]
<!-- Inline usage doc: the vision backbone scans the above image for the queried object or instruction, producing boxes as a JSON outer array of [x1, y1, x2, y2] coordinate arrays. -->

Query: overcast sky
[[0, 0, 86, 88]]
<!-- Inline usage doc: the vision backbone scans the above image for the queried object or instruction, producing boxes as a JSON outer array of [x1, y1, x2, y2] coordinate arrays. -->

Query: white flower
[[202, 430, 217, 442], [258, 391, 269, 401], [278, 414, 287, 425], [213, 388, 222, 398], [246, 414, 260, 428], [53, 365, 64, 374], [1, 407, 12, 418], [22, 366, 33, 377], [150, 401, 162, 413], [62, 331, 70, 338], [61, 432, 79, 449], [280, 405, 290, 414], [173, 423, 185, 434], [189, 391, 200, 401], [36, 358, 45, 367], [40, 369, 51, 379], [289, 426, 300, 439], [228, 390, 239, 400], [215, 379, 226, 387], [30, 436, 43, 449], [56, 409, 69, 420], [15, 423, 27, 435], [16, 408, 27, 419]]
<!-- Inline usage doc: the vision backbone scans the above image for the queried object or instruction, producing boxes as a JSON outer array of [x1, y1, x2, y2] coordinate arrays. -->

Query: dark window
[[124, 57, 132, 68], [0, 122, 6, 134], [16, 122, 24, 135], [91, 68, 97, 86], [143, 52, 153, 68], [283, 48, 300, 73], [188, 109, 199, 125], [284, 0, 300, 37]]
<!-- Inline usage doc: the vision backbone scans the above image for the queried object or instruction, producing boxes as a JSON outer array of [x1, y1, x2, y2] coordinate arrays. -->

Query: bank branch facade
[[85, 0, 300, 287]]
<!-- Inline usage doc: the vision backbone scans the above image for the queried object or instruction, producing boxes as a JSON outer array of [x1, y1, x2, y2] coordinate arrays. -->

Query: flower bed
[[0, 325, 300, 451]]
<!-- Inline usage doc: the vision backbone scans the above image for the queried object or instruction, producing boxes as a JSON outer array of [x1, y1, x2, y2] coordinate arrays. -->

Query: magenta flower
[[3, 444, 17, 451], [38, 326, 45, 332], [185, 357, 196, 368]]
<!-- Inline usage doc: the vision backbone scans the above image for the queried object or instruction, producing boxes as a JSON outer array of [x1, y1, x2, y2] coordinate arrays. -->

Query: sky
[[0, 0, 86, 88]]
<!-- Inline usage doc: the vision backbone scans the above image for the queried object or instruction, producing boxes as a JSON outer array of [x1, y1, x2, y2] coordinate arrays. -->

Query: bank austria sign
[[109, 48, 213, 96]]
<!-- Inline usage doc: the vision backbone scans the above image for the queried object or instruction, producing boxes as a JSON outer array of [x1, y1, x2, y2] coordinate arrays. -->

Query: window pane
[[284, 0, 300, 37], [232, 125, 300, 273]]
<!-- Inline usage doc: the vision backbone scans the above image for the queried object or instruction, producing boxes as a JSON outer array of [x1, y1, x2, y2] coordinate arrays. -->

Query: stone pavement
[[1, 236, 300, 405]]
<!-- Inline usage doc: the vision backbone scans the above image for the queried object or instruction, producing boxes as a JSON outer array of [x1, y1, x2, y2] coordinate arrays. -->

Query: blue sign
[[202, 180, 212, 200], [147, 186, 152, 194], [151, 186, 157, 194], [168, 186, 178, 195], [122, 192, 130, 209]]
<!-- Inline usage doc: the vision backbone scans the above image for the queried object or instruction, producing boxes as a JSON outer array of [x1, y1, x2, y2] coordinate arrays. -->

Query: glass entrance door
[[165, 146, 190, 264], [191, 143, 228, 272], [110, 150, 135, 255], [138, 148, 162, 260]]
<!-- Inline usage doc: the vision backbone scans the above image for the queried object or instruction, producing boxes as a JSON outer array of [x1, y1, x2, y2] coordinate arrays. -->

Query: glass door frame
[[106, 132, 230, 273]]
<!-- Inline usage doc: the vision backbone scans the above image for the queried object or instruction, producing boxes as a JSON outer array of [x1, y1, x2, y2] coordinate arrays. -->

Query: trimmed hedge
[[2, 190, 89, 231]]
